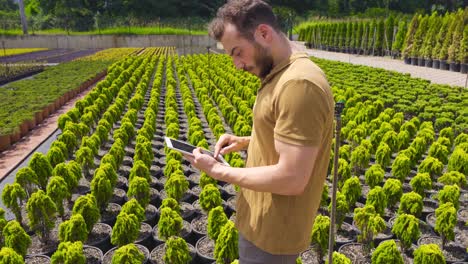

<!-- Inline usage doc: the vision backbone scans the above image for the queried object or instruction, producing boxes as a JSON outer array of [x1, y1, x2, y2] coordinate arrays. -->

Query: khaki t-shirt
[[235, 53, 334, 255]]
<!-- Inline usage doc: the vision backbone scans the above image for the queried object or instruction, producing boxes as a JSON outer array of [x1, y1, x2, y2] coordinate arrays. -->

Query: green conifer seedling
[[59, 214, 88, 243], [111, 243, 145, 264], [51, 241, 86, 264], [3, 220, 31, 257]]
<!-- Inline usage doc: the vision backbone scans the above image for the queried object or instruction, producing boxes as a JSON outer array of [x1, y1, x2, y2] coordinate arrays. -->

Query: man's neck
[[271, 34, 292, 68]]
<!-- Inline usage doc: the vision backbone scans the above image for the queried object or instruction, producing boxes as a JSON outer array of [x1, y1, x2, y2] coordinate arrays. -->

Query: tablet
[[164, 136, 230, 166]]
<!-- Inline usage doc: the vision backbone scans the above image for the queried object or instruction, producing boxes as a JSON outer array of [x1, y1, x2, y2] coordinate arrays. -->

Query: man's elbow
[[282, 176, 307, 196]]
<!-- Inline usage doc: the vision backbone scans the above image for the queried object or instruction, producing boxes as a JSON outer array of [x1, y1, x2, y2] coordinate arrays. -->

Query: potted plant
[[353, 205, 386, 252], [410, 173, 432, 197], [398, 191, 423, 218], [199, 172, 217, 189], [391, 153, 411, 182], [375, 143, 391, 168], [47, 147, 66, 168], [437, 171, 467, 187], [447, 14, 463, 72], [2, 183, 27, 224], [72, 194, 100, 235], [51, 241, 86, 264], [438, 184, 460, 210], [127, 176, 151, 208], [26, 189, 57, 243], [129, 160, 151, 183], [0, 247, 24, 263], [371, 239, 404, 264], [397, 130, 411, 151], [164, 172, 189, 202], [111, 212, 140, 247], [428, 142, 449, 164], [59, 214, 88, 243], [310, 214, 330, 262], [382, 179, 403, 210], [364, 164, 385, 189], [447, 147, 468, 175], [14, 166, 38, 198], [121, 198, 146, 223], [350, 145, 370, 175], [29, 152, 53, 190], [208, 205, 229, 241], [365, 186, 387, 216], [434, 202, 457, 249], [214, 221, 238, 264], [402, 14, 420, 62], [391, 214, 421, 253], [3, 220, 31, 257], [158, 207, 183, 241], [342, 176, 361, 209], [46, 176, 70, 219], [438, 13, 458, 70], [160, 198, 181, 214], [459, 23, 468, 73], [199, 184, 223, 214], [75, 146, 94, 179], [91, 172, 113, 212], [164, 236, 192, 264], [111, 243, 145, 264], [333, 158, 351, 189], [330, 191, 348, 230], [418, 157, 444, 180], [413, 243, 446, 264]]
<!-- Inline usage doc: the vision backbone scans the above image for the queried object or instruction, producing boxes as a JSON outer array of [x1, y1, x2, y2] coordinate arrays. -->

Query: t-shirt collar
[[260, 52, 309, 86]]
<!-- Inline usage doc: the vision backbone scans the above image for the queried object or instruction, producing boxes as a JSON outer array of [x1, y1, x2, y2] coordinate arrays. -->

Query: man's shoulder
[[278, 56, 330, 93]]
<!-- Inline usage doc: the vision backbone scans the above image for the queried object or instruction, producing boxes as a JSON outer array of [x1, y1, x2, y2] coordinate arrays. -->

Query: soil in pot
[[191, 215, 208, 241], [25, 254, 51, 264], [299, 245, 324, 264], [149, 242, 197, 264], [458, 209, 468, 227], [149, 188, 161, 208], [86, 222, 113, 253], [102, 244, 149, 264], [455, 225, 468, 249], [99, 203, 121, 226], [195, 235, 216, 264], [109, 188, 127, 205], [136, 222, 154, 251], [336, 222, 358, 248], [338, 242, 371, 264], [83, 245, 103, 264], [27, 230, 59, 256], [144, 204, 159, 227]]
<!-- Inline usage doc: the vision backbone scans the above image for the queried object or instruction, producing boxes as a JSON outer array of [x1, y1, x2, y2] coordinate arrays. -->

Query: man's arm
[[191, 139, 318, 196]]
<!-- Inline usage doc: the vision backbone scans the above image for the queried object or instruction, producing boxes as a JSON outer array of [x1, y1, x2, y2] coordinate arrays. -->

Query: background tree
[[402, 14, 420, 58], [51, 241, 86, 264], [58, 214, 88, 243], [3, 220, 31, 257]]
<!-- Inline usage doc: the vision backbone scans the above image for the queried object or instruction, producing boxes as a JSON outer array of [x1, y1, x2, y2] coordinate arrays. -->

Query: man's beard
[[246, 41, 273, 79]]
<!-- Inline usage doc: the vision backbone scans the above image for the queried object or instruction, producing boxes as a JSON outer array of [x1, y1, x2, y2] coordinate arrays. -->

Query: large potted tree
[[460, 23, 468, 73]]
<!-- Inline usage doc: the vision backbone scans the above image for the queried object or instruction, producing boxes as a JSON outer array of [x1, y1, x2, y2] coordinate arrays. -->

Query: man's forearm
[[239, 136, 251, 150]]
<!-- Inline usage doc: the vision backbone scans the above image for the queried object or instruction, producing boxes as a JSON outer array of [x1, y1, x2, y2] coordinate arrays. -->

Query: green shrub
[[59, 214, 88, 243], [29, 152, 53, 190], [435, 202, 457, 248], [447, 147, 468, 175], [428, 142, 449, 164], [160, 198, 181, 214], [72, 194, 100, 233], [413, 244, 446, 264], [2, 183, 27, 224], [382, 179, 403, 210], [365, 164, 385, 189], [47, 176, 69, 218], [164, 172, 189, 202], [164, 236, 192, 264], [438, 185, 460, 210], [199, 172, 217, 189], [199, 184, 223, 214], [329, 191, 348, 230], [26, 190, 57, 243], [326, 251, 351, 264], [121, 198, 146, 223], [214, 221, 238, 264], [3, 220, 31, 257], [208, 206, 229, 241], [129, 160, 150, 183], [350, 145, 371, 174], [0, 247, 24, 263], [310, 214, 330, 262], [391, 153, 411, 182], [111, 244, 145, 264], [14, 166, 38, 197], [437, 171, 467, 187], [353, 205, 386, 251], [127, 176, 150, 208], [111, 212, 140, 247], [391, 214, 421, 251], [375, 143, 392, 168], [371, 239, 404, 264], [75, 146, 94, 178], [398, 191, 423, 217], [365, 186, 387, 216], [342, 176, 361, 209], [90, 172, 113, 212], [410, 173, 432, 197], [158, 207, 183, 241], [51, 241, 86, 264]]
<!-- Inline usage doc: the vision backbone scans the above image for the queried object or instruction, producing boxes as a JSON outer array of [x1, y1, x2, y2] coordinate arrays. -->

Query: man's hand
[[214, 134, 250, 158], [183, 148, 225, 180]]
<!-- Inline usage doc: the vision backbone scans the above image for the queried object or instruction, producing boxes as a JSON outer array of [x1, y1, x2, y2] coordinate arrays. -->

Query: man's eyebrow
[[230, 46, 239, 56]]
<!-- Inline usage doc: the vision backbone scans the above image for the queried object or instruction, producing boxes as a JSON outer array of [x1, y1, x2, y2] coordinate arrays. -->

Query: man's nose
[[233, 59, 244, 70]]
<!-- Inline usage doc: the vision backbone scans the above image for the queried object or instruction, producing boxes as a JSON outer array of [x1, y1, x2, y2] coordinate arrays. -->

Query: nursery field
[[0, 46, 467, 264]]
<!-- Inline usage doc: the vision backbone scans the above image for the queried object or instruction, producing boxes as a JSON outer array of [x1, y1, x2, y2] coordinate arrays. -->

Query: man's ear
[[254, 24, 273, 43]]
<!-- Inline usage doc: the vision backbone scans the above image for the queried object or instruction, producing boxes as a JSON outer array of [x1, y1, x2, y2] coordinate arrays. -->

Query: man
[[185, 0, 334, 263]]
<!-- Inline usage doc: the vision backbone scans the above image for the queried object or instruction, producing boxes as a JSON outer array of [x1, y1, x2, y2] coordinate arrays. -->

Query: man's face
[[220, 23, 274, 79]]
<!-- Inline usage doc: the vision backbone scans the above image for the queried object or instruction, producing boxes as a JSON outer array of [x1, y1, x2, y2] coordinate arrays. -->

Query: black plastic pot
[[103, 244, 149, 264], [404, 57, 411, 64], [195, 236, 216, 264], [149, 243, 197, 264], [418, 58, 426, 66], [25, 254, 51, 264], [83, 245, 104, 264], [425, 59, 433, 68], [86, 223, 113, 253], [440, 60, 449, 70], [411, 57, 418, 65], [449, 62, 461, 72], [433, 59, 441, 69], [461, 63, 468, 73]]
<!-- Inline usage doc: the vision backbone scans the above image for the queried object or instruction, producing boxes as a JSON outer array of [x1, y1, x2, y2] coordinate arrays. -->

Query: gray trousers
[[238, 233, 300, 264]]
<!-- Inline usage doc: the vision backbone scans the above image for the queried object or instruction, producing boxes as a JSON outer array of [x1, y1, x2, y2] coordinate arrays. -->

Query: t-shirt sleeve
[[273, 79, 331, 146]]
